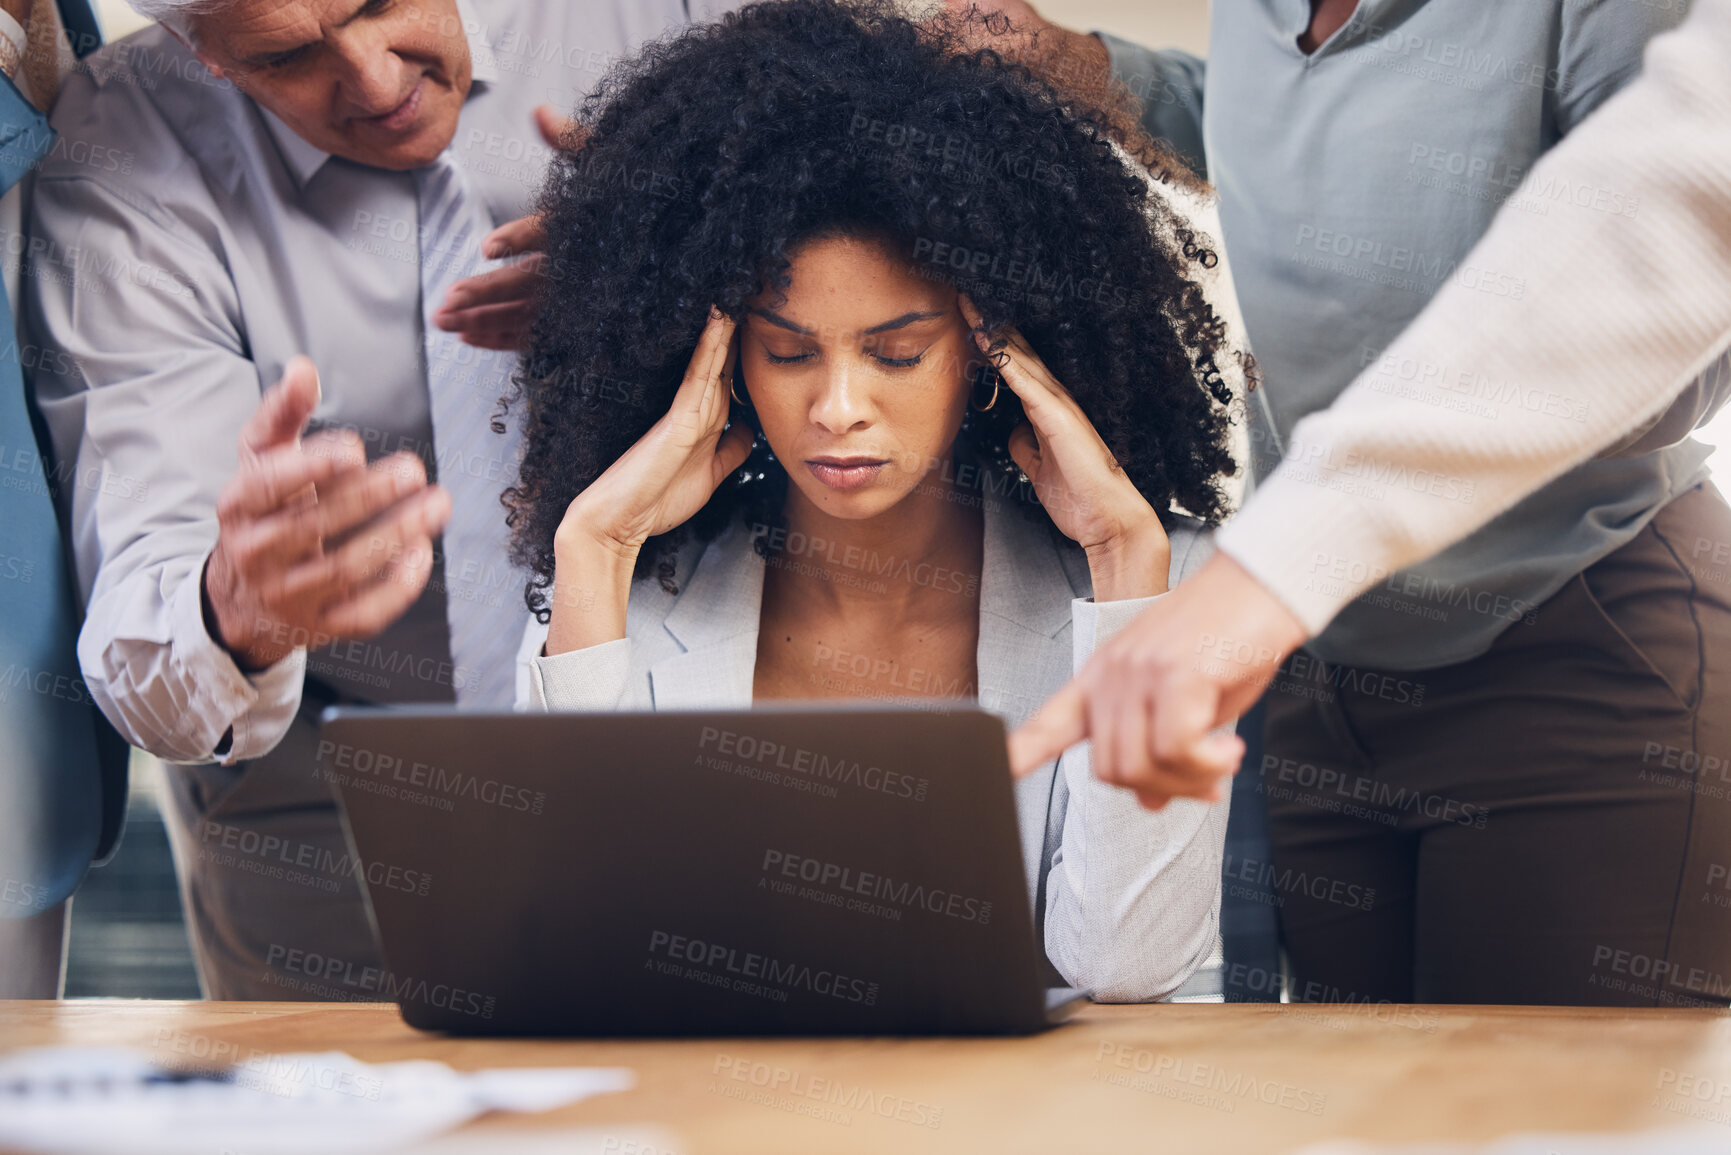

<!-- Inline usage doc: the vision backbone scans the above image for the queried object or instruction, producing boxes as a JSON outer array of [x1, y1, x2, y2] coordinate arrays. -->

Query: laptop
[[317, 704, 1084, 1036]]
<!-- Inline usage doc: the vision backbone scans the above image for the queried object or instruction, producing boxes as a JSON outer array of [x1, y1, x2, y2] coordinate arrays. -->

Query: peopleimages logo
[[910, 237, 1131, 308], [264, 945, 496, 1019], [0, 876, 54, 914], [315, 739, 547, 815], [647, 930, 880, 1006], [199, 820, 431, 897], [760, 849, 993, 925], [710, 1055, 945, 1130], [697, 726, 930, 802]]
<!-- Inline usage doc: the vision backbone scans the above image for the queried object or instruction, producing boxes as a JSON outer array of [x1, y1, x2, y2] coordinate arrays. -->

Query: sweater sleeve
[[1217, 0, 1731, 635]]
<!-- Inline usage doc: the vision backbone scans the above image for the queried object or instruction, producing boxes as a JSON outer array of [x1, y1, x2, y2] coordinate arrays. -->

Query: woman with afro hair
[[507, 0, 1247, 1001]]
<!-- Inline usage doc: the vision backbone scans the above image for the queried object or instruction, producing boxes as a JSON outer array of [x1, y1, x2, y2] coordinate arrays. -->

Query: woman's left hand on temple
[[959, 295, 1170, 602]]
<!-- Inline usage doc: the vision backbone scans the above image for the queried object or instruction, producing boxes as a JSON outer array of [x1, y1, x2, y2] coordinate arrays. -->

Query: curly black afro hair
[[506, 0, 1242, 621]]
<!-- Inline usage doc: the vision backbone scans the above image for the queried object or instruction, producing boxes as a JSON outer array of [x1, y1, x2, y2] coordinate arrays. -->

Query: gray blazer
[[517, 492, 1229, 1002]]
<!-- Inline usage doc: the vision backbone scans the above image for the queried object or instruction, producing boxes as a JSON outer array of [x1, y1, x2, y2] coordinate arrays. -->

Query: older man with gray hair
[[24, 0, 739, 999]]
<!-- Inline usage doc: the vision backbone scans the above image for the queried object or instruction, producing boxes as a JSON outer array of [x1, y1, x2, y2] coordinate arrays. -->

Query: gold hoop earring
[[730, 376, 750, 408], [971, 366, 1000, 413]]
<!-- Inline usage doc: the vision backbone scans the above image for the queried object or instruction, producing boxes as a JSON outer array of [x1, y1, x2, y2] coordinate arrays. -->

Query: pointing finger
[[1008, 678, 1090, 777], [1149, 677, 1231, 773]]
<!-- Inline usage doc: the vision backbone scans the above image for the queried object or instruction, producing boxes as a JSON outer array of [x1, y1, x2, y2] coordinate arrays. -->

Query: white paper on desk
[[0, 1046, 634, 1155], [1294, 1127, 1731, 1155]]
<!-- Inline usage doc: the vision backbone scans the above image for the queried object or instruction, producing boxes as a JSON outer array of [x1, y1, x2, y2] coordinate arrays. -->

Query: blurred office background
[[67, 0, 1731, 999]]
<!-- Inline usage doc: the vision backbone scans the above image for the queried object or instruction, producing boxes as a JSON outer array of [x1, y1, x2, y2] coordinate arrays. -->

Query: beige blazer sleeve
[[1036, 529, 1229, 1002]]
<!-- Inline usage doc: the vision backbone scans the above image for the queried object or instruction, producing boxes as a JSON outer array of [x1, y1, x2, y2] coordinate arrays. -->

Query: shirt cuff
[[0, 11, 24, 83], [1072, 592, 1167, 673], [529, 637, 632, 711], [171, 552, 306, 764]]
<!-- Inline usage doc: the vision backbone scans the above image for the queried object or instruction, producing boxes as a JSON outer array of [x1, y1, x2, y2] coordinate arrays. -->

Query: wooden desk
[[4, 1001, 1729, 1153]]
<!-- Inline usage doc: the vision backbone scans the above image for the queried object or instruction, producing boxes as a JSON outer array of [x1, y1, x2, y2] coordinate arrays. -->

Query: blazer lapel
[[644, 500, 1081, 716], [976, 494, 1083, 727], [649, 523, 765, 708]]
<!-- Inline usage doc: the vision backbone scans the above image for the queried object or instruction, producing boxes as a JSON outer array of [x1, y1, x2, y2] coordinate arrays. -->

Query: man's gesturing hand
[[202, 357, 452, 671], [1008, 553, 1311, 809]]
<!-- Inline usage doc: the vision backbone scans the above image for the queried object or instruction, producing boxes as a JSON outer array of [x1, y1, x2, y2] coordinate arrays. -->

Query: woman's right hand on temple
[[547, 309, 754, 654]]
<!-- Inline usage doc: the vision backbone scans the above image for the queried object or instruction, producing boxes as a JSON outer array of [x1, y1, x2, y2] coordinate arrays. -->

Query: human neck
[[1298, 0, 1359, 54], [772, 456, 984, 619]]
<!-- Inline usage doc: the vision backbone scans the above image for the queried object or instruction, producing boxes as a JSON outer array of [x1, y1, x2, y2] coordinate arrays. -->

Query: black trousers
[[1263, 483, 1731, 1006]]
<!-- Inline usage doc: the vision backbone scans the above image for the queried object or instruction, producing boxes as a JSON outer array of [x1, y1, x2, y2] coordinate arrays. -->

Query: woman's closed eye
[[870, 347, 927, 369], [762, 346, 930, 368], [863, 338, 931, 368]]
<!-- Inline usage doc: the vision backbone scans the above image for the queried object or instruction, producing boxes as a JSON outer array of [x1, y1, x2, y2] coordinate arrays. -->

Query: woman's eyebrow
[[747, 308, 813, 335], [747, 308, 949, 336], [864, 311, 948, 335]]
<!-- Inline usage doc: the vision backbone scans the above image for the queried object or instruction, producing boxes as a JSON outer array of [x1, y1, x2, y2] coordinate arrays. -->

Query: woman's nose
[[809, 361, 873, 434]]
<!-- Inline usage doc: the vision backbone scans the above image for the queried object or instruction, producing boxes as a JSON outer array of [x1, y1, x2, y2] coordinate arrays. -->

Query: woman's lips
[[806, 458, 887, 491]]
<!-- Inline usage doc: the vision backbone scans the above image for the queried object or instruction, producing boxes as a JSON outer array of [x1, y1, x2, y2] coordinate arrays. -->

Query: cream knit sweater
[[1217, 0, 1731, 635]]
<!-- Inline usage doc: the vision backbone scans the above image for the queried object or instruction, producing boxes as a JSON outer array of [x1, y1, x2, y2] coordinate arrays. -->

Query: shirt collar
[[262, 0, 498, 190], [260, 105, 331, 188]]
